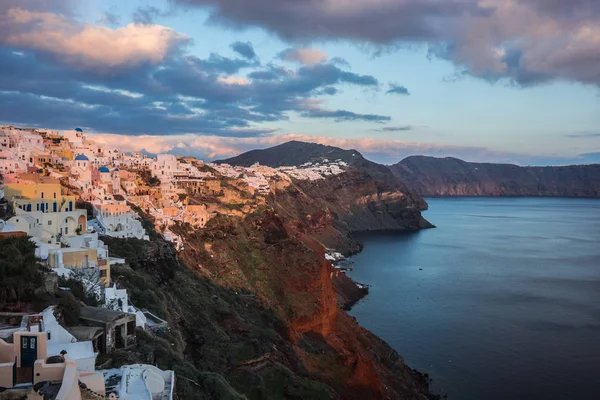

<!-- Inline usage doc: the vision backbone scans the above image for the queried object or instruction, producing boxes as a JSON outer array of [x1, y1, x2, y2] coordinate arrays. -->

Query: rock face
[[391, 156, 600, 197], [217, 140, 432, 234], [166, 153, 435, 398], [101, 143, 438, 399], [169, 209, 437, 400], [271, 167, 433, 253]]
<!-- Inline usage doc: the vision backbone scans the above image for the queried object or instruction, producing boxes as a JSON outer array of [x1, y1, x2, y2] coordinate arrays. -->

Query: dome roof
[[75, 127, 83, 133], [113, 168, 120, 172], [74, 154, 89, 161], [98, 166, 110, 173]]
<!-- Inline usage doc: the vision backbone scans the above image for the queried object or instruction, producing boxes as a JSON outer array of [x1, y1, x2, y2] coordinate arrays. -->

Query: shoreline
[[335, 228, 442, 399], [332, 226, 432, 310]]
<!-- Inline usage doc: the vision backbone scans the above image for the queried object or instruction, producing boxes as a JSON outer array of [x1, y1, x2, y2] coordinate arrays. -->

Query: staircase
[[87, 219, 105, 234]]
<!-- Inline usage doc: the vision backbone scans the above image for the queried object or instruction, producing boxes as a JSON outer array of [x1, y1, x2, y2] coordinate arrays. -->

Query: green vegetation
[[197, 164, 217, 174], [100, 235, 336, 399], [75, 200, 95, 219], [138, 168, 161, 187], [56, 290, 82, 326], [0, 236, 44, 303]]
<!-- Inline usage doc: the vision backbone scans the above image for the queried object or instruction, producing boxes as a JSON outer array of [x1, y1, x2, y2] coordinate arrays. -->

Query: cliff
[[100, 206, 436, 399], [41, 142, 438, 399], [162, 160, 436, 398], [270, 167, 432, 253], [98, 155, 436, 399], [391, 156, 600, 197]]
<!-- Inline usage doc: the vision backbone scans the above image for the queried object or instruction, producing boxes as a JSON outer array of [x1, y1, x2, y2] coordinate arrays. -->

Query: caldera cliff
[[99, 142, 437, 399], [391, 156, 600, 197]]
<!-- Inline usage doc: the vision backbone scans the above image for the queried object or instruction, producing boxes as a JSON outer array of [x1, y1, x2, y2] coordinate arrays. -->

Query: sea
[[347, 198, 600, 400]]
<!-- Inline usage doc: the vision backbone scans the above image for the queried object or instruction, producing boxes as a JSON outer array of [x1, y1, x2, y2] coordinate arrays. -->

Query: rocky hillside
[[269, 167, 432, 254], [100, 208, 437, 399], [391, 156, 600, 197], [216, 141, 361, 167], [139, 153, 437, 398], [3, 143, 439, 399], [218, 140, 430, 213]]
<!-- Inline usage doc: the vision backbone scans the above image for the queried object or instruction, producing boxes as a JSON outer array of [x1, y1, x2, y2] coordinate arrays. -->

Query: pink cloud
[[0, 8, 190, 71], [279, 48, 329, 65], [89, 132, 559, 165]]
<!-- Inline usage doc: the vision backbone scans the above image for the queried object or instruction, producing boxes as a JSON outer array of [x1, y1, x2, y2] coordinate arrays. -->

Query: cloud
[[375, 126, 413, 132], [566, 132, 600, 138], [279, 48, 328, 65], [386, 83, 410, 96], [97, 7, 121, 26], [0, 0, 77, 14], [230, 41, 257, 60], [300, 106, 390, 122], [173, 0, 600, 87], [248, 65, 291, 81], [217, 76, 250, 86], [296, 63, 378, 86], [132, 5, 172, 25], [314, 87, 338, 96], [89, 131, 592, 166], [0, 8, 190, 72], [0, 38, 387, 137], [191, 53, 256, 74]]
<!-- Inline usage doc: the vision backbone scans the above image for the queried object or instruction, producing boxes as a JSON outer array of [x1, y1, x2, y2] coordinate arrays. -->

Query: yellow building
[[48, 248, 111, 287], [4, 181, 87, 244], [94, 202, 128, 216]]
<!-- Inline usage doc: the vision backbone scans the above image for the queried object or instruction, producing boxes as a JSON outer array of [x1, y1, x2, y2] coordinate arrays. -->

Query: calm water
[[347, 198, 600, 400]]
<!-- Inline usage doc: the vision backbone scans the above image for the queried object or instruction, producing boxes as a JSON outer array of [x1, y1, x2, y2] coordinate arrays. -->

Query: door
[[84, 255, 89, 268], [17, 335, 37, 384], [20, 336, 37, 368]]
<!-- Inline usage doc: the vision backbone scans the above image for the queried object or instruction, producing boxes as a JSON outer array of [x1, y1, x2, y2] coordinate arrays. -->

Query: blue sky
[[1, 0, 599, 165]]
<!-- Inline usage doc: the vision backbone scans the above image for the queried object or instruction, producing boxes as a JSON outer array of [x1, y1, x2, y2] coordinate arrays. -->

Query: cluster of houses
[[0, 124, 352, 269], [0, 306, 172, 399], [0, 125, 354, 398], [0, 127, 174, 398]]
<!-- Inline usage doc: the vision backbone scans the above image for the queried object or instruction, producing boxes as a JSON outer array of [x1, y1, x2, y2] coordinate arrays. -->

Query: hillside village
[[0, 125, 351, 399]]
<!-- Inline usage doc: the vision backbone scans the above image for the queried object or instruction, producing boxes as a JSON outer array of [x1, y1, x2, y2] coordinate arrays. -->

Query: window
[[48, 220, 52, 226], [53, 193, 56, 199], [41, 192, 44, 199]]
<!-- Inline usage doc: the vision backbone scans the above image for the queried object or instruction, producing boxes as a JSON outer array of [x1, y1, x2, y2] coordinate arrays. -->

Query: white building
[[0, 150, 27, 174], [62, 128, 85, 145], [102, 365, 174, 400], [104, 285, 148, 328], [91, 201, 148, 240], [71, 154, 92, 189], [151, 154, 179, 181]]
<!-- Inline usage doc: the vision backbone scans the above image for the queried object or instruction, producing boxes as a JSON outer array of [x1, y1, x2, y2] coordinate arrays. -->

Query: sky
[[0, 0, 599, 165]]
